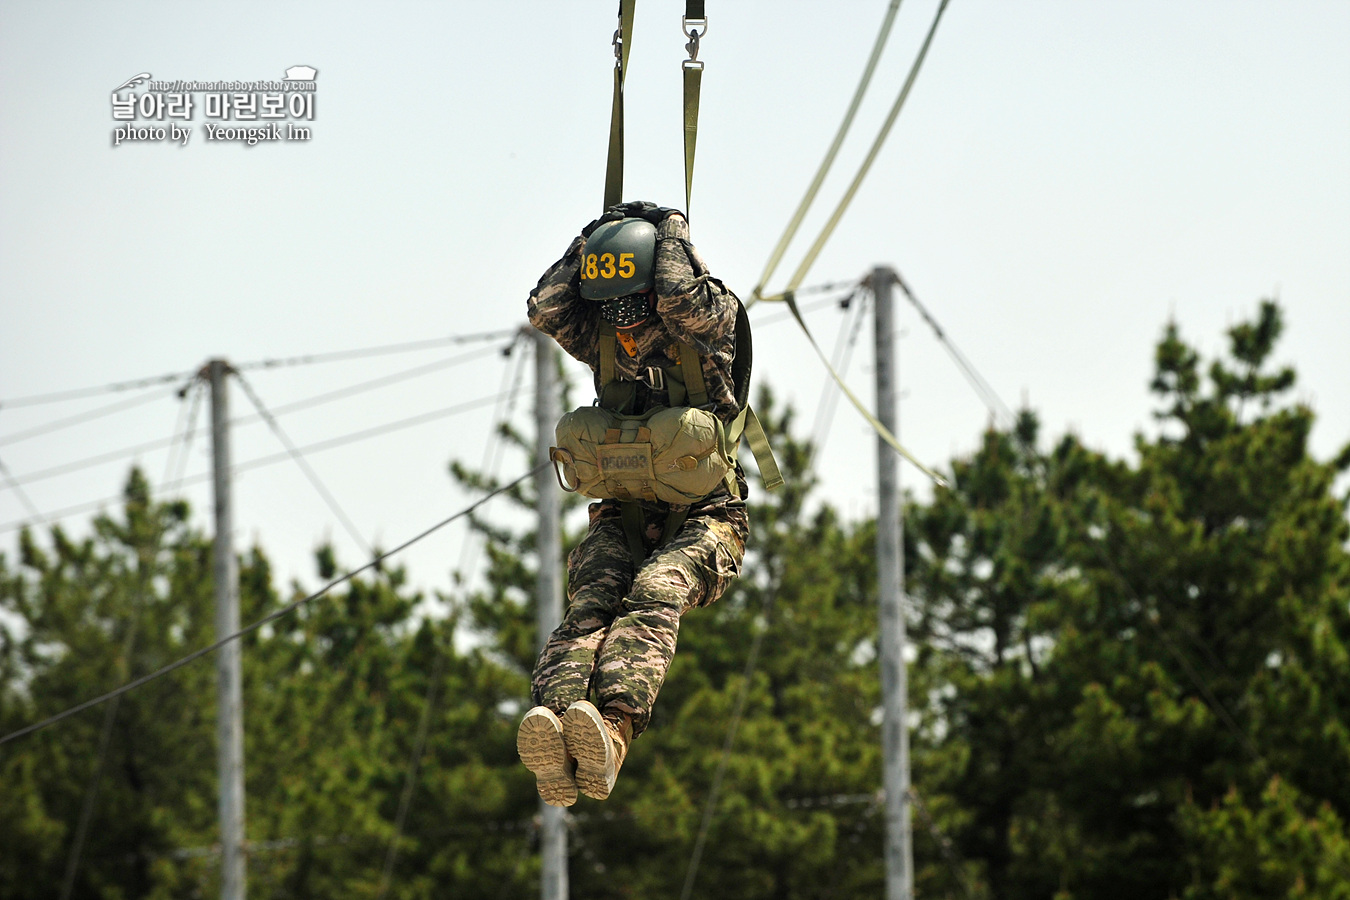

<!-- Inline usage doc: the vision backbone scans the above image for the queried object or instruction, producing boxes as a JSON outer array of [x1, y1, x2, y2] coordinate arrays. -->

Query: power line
[[380, 334, 529, 897], [456, 335, 530, 580], [0, 328, 517, 411], [0, 453, 46, 525], [907, 786, 974, 900], [3, 348, 505, 491], [234, 372, 375, 562], [809, 287, 869, 459], [165, 382, 205, 493], [0, 388, 179, 448], [259, 343, 506, 418], [753, 289, 855, 329], [891, 271, 1014, 428], [376, 644, 448, 899], [0, 391, 511, 535], [0, 371, 196, 411], [889, 269, 1275, 783], [0, 463, 547, 748], [231, 328, 518, 371]]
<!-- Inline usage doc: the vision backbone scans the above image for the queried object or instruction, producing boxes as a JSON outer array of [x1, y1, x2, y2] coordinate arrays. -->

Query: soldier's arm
[[651, 215, 738, 356], [527, 234, 600, 366]]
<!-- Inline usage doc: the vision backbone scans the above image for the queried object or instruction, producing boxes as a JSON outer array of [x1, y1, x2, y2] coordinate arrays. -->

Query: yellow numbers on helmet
[[581, 252, 637, 282]]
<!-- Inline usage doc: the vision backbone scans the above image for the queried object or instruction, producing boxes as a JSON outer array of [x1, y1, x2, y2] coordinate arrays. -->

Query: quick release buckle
[[639, 366, 666, 392]]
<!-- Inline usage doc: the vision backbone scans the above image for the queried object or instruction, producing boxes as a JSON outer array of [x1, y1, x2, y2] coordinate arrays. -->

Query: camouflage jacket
[[526, 215, 742, 428]]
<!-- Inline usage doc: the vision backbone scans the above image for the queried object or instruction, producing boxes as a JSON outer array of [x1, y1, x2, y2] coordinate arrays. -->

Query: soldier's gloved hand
[[607, 201, 685, 226], [581, 209, 626, 238]]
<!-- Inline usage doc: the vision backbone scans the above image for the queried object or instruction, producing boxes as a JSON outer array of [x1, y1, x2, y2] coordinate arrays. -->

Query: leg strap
[[619, 502, 691, 566], [620, 501, 648, 564]]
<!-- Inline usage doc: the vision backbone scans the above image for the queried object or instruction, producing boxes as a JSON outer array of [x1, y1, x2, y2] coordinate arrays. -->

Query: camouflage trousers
[[531, 499, 748, 738]]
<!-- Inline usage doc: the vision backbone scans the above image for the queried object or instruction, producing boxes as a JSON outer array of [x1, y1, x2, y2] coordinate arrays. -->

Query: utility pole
[[872, 267, 913, 900], [208, 359, 246, 900], [532, 329, 568, 900]]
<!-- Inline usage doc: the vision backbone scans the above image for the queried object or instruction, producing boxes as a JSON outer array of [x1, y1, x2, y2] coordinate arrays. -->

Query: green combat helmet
[[579, 218, 657, 301]]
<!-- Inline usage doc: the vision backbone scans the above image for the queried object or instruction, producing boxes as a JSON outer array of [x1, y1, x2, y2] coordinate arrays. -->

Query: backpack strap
[[677, 339, 708, 407], [619, 501, 648, 563], [599, 321, 617, 391]]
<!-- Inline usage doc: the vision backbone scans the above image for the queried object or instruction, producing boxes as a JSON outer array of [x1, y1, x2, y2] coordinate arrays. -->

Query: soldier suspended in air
[[517, 200, 779, 806]]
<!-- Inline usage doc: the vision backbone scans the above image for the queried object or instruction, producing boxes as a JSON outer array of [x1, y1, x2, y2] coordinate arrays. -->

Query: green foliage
[[1, 300, 1345, 898], [908, 300, 1350, 898]]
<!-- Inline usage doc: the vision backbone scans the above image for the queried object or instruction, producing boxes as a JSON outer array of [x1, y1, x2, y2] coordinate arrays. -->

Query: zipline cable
[[234, 372, 375, 563], [751, 0, 903, 300], [748, 1, 953, 487], [0, 464, 548, 748]]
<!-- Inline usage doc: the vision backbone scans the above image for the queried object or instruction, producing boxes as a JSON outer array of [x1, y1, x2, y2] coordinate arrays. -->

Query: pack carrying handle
[[549, 447, 582, 493]]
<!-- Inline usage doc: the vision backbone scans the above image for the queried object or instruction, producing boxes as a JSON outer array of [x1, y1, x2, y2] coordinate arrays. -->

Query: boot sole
[[517, 708, 577, 808], [562, 701, 615, 800]]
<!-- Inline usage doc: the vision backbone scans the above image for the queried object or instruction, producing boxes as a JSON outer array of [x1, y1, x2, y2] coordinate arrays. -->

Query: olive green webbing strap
[[599, 322, 617, 392], [784, 290, 947, 488], [750, 0, 901, 301], [604, 0, 636, 211], [730, 405, 783, 491], [660, 506, 689, 547], [681, 2, 705, 216], [620, 501, 648, 563], [682, 65, 701, 216], [676, 340, 708, 407], [775, 0, 950, 299]]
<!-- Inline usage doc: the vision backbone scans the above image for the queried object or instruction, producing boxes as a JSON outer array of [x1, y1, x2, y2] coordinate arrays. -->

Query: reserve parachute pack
[[549, 302, 782, 521]]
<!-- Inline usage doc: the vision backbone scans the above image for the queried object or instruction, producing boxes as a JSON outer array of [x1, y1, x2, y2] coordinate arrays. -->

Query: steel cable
[[0, 463, 547, 747]]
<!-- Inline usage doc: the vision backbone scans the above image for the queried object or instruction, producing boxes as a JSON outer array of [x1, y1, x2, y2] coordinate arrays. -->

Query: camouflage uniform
[[527, 214, 748, 738]]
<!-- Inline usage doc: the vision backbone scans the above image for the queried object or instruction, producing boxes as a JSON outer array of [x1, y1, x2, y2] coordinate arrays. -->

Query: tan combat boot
[[561, 700, 632, 801], [517, 706, 577, 807]]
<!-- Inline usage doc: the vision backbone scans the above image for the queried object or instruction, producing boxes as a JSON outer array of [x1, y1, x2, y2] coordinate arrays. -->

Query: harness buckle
[[639, 366, 666, 392]]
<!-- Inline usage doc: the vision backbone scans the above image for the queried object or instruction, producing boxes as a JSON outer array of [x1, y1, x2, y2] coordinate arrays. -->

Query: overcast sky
[[2, 1, 1347, 598]]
